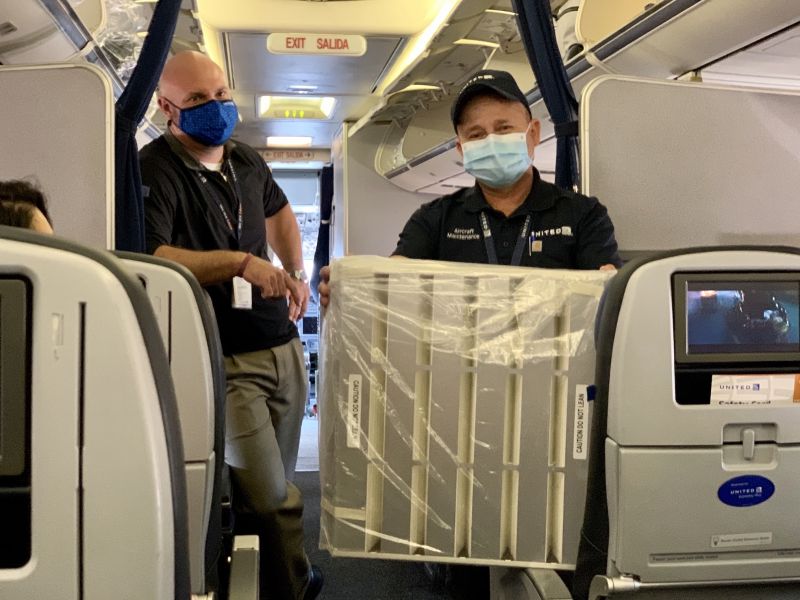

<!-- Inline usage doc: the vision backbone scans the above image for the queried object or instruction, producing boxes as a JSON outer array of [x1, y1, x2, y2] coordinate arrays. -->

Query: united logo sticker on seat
[[710, 374, 800, 405], [718, 474, 775, 507]]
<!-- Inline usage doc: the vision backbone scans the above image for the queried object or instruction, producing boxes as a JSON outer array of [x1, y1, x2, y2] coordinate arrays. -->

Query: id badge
[[232, 276, 253, 310]]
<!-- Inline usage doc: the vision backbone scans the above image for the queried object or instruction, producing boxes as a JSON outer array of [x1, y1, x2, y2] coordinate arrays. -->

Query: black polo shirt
[[140, 132, 297, 356], [393, 170, 621, 269]]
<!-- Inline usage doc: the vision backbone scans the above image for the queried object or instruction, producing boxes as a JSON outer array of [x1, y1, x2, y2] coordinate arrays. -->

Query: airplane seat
[[573, 246, 800, 600], [197, 286, 230, 594], [0, 226, 190, 599], [116, 252, 252, 598]]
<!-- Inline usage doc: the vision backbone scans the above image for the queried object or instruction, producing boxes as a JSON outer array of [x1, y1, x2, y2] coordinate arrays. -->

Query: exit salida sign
[[267, 33, 367, 56]]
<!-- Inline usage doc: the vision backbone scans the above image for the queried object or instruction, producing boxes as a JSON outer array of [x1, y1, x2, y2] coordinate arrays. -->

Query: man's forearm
[[154, 245, 247, 285]]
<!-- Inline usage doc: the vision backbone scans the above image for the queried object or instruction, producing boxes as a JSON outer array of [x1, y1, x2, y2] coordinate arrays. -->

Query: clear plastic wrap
[[96, 0, 150, 83], [320, 256, 614, 568]]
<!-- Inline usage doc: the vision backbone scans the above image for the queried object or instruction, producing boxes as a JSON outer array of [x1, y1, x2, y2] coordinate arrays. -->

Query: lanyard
[[200, 159, 243, 240], [479, 211, 532, 267]]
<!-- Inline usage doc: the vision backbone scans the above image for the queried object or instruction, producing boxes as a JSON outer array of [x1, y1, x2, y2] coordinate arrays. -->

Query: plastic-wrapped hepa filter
[[320, 256, 612, 569]]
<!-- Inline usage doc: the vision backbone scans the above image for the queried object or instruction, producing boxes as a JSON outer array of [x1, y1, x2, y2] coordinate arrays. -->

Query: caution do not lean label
[[346, 374, 362, 448], [573, 385, 590, 460]]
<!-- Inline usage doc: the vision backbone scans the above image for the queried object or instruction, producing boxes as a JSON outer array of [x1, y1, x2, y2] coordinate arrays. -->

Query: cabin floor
[[297, 417, 476, 599], [298, 469, 456, 600]]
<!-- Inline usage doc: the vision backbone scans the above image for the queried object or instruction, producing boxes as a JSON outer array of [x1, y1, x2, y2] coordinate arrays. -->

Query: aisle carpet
[[296, 471, 452, 600]]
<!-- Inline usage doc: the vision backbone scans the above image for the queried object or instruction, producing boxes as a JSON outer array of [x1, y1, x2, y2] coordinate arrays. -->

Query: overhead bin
[[0, 0, 104, 65], [385, 146, 466, 194], [417, 171, 477, 196], [574, 0, 656, 48]]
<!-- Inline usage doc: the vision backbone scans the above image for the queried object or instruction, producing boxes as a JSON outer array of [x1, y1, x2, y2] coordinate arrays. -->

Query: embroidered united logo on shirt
[[533, 225, 573, 238]]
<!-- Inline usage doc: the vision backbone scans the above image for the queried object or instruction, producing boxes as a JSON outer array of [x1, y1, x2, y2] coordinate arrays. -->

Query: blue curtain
[[512, 0, 580, 190], [310, 165, 333, 299], [114, 0, 181, 251]]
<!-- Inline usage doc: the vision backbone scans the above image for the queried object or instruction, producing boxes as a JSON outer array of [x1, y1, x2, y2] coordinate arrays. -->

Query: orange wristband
[[236, 253, 253, 278]]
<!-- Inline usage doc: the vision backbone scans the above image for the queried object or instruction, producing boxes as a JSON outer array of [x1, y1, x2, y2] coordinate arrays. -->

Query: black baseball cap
[[450, 70, 531, 130]]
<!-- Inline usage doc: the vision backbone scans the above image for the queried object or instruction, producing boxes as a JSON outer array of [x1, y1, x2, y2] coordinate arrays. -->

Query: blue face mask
[[461, 130, 532, 188], [175, 99, 238, 147]]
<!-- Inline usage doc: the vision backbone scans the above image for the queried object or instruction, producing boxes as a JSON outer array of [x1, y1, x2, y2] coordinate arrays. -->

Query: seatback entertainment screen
[[674, 274, 800, 363]]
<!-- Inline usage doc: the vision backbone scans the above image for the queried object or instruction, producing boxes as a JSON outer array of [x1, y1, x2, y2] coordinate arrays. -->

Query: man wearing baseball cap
[[392, 68, 620, 270], [318, 69, 620, 308]]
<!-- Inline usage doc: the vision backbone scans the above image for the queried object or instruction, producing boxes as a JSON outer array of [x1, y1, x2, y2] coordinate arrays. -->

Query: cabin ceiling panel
[[234, 119, 340, 150], [196, 0, 449, 36], [225, 32, 402, 95]]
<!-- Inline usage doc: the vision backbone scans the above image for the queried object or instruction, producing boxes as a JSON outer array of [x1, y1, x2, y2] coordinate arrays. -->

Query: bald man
[[139, 51, 321, 600]]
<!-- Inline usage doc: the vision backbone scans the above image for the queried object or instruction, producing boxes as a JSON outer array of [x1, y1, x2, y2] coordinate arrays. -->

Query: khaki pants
[[224, 338, 309, 599]]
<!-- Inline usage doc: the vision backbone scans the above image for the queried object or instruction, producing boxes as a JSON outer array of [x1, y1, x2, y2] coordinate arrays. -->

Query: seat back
[[0, 64, 113, 249], [0, 227, 190, 599], [576, 246, 800, 600], [117, 251, 226, 595]]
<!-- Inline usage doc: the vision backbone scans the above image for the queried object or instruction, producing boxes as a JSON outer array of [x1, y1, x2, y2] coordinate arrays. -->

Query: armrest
[[227, 535, 259, 600]]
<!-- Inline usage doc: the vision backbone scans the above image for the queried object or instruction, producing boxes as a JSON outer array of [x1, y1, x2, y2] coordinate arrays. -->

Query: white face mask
[[461, 127, 532, 188]]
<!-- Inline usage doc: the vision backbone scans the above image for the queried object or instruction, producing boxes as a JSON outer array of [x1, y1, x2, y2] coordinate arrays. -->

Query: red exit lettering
[[285, 37, 306, 49], [317, 37, 350, 51]]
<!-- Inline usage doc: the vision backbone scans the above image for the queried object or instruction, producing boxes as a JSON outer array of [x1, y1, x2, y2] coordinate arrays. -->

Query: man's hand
[[242, 257, 307, 320], [599, 264, 617, 272], [287, 277, 310, 321], [242, 255, 291, 298], [318, 266, 331, 309]]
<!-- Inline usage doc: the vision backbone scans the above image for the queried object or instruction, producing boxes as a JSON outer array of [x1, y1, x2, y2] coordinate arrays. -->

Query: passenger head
[[0, 180, 54, 234], [451, 70, 541, 188], [157, 51, 238, 147]]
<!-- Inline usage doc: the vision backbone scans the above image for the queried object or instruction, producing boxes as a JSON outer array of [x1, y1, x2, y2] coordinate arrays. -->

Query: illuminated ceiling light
[[257, 96, 337, 120], [267, 136, 313, 148], [289, 84, 319, 93], [319, 97, 336, 118], [393, 84, 441, 94], [485, 8, 517, 16], [453, 38, 501, 48]]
